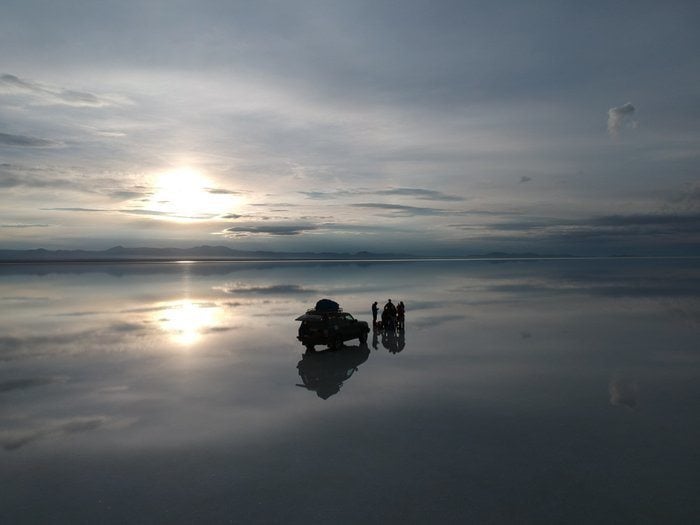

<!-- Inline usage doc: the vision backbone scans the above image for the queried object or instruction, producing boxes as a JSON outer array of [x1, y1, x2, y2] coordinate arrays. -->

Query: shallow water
[[2, 259, 699, 523]]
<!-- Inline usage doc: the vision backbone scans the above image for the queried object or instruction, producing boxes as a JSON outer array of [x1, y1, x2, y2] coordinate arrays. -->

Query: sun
[[146, 167, 238, 221]]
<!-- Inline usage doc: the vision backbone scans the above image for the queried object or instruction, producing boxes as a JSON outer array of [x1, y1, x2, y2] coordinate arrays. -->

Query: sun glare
[[147, 167, 239, 221], [158, 300, 223, 345]]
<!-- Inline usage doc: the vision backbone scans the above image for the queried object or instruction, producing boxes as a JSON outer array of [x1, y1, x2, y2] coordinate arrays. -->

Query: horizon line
[[2, 255, 700, 265]]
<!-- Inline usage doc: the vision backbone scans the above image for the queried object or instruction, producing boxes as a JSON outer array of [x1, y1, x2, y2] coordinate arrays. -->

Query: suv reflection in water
[[296, 345, 371, 399]]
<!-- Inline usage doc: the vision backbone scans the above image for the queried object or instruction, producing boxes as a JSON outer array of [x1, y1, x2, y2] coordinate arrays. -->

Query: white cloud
[[607, 102, 636, 138]]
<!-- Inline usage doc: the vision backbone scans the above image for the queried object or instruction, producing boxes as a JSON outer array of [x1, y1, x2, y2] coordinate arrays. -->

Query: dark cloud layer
[[0, 376, 62, 393], [225, 224, 319, 236], [43, 207, 109, 212], [2, 417, 107, 451], [1, 223, 50, 228], [1, 73, 111, 107], [488, 213, 700, 243], [301, 187, 463, 202], [350, 203, 449, 217], [224, 284, 317, 295], [206, 187, 245, 195], [591, 213, 700, 228], [0, 132, 56, 147], [375, 188, 463, 201]]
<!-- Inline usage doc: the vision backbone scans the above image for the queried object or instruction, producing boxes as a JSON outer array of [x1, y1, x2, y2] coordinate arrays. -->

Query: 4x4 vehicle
[[296, 299, 370, 352]]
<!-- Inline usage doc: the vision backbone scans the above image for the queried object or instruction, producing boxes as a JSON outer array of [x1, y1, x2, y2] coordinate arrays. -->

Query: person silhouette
[[383, 299, 397, 330], [371, 301, 378, 326]]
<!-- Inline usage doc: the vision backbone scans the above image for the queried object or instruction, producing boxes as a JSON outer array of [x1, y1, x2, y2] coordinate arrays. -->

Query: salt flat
[[2, 259, 699, 523]]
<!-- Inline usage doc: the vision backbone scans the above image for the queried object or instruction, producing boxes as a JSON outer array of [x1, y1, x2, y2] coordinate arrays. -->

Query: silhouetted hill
[[475, 251, 575, 259], [0, 245, 411, 262]]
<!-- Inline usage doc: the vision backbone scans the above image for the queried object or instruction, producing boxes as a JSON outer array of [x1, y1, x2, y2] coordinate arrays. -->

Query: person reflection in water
[[382, 328, 405, 354], [296, 345, 371, 399]]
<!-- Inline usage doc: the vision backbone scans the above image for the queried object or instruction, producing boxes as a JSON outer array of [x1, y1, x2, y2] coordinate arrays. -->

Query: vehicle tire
[[305, 344, 315, 353], [359, 332, 368, 344]]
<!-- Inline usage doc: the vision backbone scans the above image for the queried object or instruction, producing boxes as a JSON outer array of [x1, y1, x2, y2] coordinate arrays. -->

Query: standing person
[[383, 299, 396, 330], [371, 301, 378, 327], [397, 301, 405, 330]]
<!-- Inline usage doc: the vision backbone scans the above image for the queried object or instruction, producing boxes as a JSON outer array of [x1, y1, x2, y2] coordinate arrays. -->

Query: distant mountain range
[[0, 246, 579, 262], [0, 245, 410, 261]]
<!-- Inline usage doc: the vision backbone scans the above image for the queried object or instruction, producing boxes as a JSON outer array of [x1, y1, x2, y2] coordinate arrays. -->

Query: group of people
[[371, 299, 405, 331]]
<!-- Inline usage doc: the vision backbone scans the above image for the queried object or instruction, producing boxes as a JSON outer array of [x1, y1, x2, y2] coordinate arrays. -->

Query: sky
[[1, 0, 700, 256]]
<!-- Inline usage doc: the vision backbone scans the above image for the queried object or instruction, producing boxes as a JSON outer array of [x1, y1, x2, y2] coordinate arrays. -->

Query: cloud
[[0, 164, 141, 198], [350, 202, 449, 216], [0, 377, 64, 393], [1, 223, 50, 228], [590, 213, 700, 227], [106, 189, 152, 200], [43, 207, 109, 212], [519, 176, 532, 183], [487, 213, 700, 241], [0, 132, 57, 147], [0, 73, 117, 107], [664, 182, 700, 213], [53, 310, 108, 317], [0, 296, 52, 302], [353, 203, 525, 219], [0, 416, 108, 451], [411, 314, 467, 329], [0, 171, 66, 189], [222, 284, 318, 295], [0, 322, 153, 361], [202, 326, 240, 334], [607, 102, 636, 137], [300, 190, 353, 199], [609, 377, 637, 409], [119, 209, 170, 216], [375, 188, 464, 201], [489, 217, 577, 232], [42, 206, 218, 220], [225, 223, 319, 236], [206, 187, 245, 195], [108, 322, 146, 333], [484, 273, 700, 300], [300, 187, 463, 202], [120, 306, 168, 314]]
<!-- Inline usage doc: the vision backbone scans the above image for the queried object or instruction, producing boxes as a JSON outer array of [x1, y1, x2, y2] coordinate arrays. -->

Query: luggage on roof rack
[[314, 298, 340, 312]]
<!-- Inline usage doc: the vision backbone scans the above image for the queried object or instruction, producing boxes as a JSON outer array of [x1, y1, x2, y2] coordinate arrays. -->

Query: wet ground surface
[[2, 259, 699, 523]]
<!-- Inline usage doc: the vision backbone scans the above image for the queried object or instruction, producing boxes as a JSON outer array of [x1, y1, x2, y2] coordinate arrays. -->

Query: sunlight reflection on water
[[157, 300, 225, 346]]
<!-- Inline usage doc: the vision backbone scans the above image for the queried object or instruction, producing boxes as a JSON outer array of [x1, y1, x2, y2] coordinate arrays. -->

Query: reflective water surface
[[2, 259, 699, 523]]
